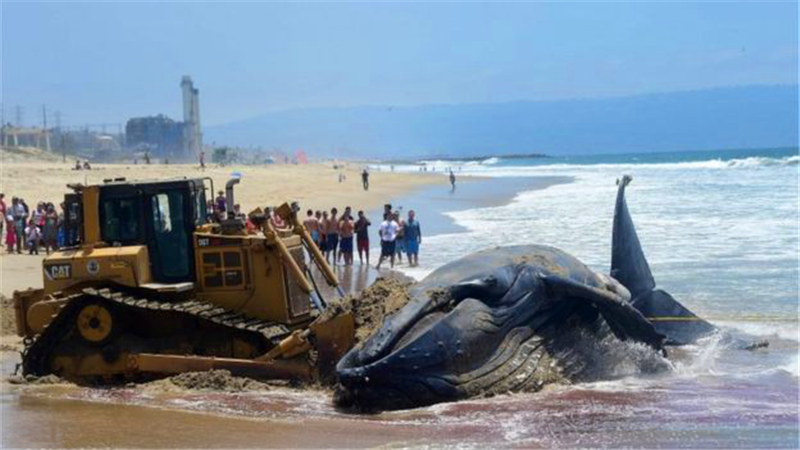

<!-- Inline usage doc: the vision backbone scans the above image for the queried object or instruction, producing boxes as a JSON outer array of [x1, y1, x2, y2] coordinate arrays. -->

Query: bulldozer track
[[22, 287, 294, 378]]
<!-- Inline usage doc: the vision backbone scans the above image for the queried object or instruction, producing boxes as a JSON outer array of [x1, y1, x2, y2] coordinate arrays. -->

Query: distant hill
[[205, 85, 799, 159]]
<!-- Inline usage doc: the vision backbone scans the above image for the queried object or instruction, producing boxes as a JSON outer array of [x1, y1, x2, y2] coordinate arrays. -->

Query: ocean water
[[377, 148, 800, 447]]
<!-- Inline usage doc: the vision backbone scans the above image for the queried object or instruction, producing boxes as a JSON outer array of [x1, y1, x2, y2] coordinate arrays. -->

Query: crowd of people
[[1, 193, 64, 255], [301, 202, 421, 269], [206, 188, 423, 269], [2, 187, 424, 272]]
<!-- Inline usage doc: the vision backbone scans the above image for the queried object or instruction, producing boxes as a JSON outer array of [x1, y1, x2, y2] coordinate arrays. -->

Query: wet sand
[[1, 390, 435, 449], [5, 344, 795, 449]]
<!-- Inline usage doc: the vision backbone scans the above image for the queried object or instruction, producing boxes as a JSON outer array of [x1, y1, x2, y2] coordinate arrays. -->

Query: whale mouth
[[336, 290, 458, 380], [336, 268, 527, 388]]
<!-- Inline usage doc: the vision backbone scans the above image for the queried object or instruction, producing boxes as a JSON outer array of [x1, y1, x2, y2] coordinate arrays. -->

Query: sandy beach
[[0, 158, 446, 215]]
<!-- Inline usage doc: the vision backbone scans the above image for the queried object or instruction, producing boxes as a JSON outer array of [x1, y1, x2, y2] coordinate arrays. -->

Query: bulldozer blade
[[127, 353, 314, 381], [310, 312, 355, 381], [13, 288, 46, 337]]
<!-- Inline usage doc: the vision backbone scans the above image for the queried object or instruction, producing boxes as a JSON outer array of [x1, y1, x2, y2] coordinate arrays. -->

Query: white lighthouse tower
[[181, 76, 202, 160]]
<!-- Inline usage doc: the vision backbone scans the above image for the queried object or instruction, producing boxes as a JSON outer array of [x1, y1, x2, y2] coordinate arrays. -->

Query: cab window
[[194, 188, 207, 226], [150, 191, 190, 280], [100, 197, 140, 243]]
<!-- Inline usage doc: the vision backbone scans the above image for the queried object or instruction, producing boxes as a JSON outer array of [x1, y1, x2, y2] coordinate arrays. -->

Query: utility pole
[[15, 105, 23, 127], [0, 103, 5, 146], [54, 111, 65, 162], [42, 104, 51, 152]]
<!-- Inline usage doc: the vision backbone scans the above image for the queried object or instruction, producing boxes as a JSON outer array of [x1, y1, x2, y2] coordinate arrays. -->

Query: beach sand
[[0, 159, 445, 214]]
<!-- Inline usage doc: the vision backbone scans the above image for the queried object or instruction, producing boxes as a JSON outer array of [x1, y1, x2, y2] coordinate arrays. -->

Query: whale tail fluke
[[611, 176, 716, 344], [611, 175, 656, 298]]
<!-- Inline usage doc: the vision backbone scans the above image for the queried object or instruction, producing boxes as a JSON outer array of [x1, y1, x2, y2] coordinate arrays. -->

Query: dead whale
[[335, 176, 716, 410]]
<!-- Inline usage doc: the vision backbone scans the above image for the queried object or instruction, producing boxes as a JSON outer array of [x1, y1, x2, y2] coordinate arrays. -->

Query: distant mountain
[[205, 85, 799, 159]]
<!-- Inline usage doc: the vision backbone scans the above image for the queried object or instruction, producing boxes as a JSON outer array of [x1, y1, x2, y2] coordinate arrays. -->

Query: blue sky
[[2, 1, 797, 126]]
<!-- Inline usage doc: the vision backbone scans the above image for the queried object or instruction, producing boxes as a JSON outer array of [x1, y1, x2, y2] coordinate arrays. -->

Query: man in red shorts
[[354, 210, 372, 265]]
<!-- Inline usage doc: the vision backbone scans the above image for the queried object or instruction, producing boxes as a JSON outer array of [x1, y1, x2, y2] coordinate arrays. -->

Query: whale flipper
[[611, 175, 656, 298], [543, 275, 664, 350]]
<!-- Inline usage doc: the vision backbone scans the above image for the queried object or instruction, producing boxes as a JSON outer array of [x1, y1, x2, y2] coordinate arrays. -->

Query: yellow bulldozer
[[13, 176, 354, 384]]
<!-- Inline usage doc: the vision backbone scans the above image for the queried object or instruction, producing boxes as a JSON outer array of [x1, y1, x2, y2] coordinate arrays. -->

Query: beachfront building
[[124, 76, 203, 162], [125, 114, 185, 160]]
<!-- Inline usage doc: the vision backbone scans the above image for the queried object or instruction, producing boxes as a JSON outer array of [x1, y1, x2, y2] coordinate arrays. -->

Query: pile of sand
[[143, 370, 272, 393], [1, 295, 17, 336], [320, 277, 414, 344]]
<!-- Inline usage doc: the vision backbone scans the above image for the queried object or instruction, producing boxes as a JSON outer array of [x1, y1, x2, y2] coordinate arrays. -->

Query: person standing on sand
[[338, 206, 353, 264], [320, 211, 329, 254], [394, 210, 406, 264], [304, 209, 321, 248], [11, 197, 26, 253], [339, 211, 355, 266], [0, 193, 5, 248], [325, 208, 340, 264], [377, 213, 399, 270], [5, 214, 16, 253], [199, 151, 206, 170], [20, 198, 30, 250], [355, 210, 371, 265], [25, 219, 41, 255], [404, 210, 422, 267], [42, 204, 59, 254], [33, 203, 45, 228], [362, 169, 370, 191], [449, 169, 456, 190]]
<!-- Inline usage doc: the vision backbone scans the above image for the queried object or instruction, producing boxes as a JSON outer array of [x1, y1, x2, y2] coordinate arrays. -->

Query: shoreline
[[372, 175, 574, 238], [363, 175, 574, 256]]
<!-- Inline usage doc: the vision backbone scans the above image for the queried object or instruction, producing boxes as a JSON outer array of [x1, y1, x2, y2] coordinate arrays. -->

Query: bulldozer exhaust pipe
[[225, 178, 240, 220]]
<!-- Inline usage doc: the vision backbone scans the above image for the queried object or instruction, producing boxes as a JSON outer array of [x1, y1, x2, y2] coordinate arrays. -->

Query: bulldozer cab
[[92, 178, 207, 283]]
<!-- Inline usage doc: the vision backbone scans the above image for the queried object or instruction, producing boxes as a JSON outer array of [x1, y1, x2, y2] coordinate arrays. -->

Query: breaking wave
[[417, 157, 502, 168], [501, 155, 800, 173], [682, 155, 800, 170]]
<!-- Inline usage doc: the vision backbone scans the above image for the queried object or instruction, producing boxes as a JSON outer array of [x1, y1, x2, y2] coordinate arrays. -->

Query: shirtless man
[[354, 210, 372, 265], [320, 211, 329, 254], [338, 206, 353, 263], [303, 209, 321, 248], [339, 211, 355, 266], [325, 208, 340, 264]]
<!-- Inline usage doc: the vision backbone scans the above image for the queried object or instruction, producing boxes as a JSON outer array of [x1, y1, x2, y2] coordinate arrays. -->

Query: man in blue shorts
[[404, 210, 422, 267]]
